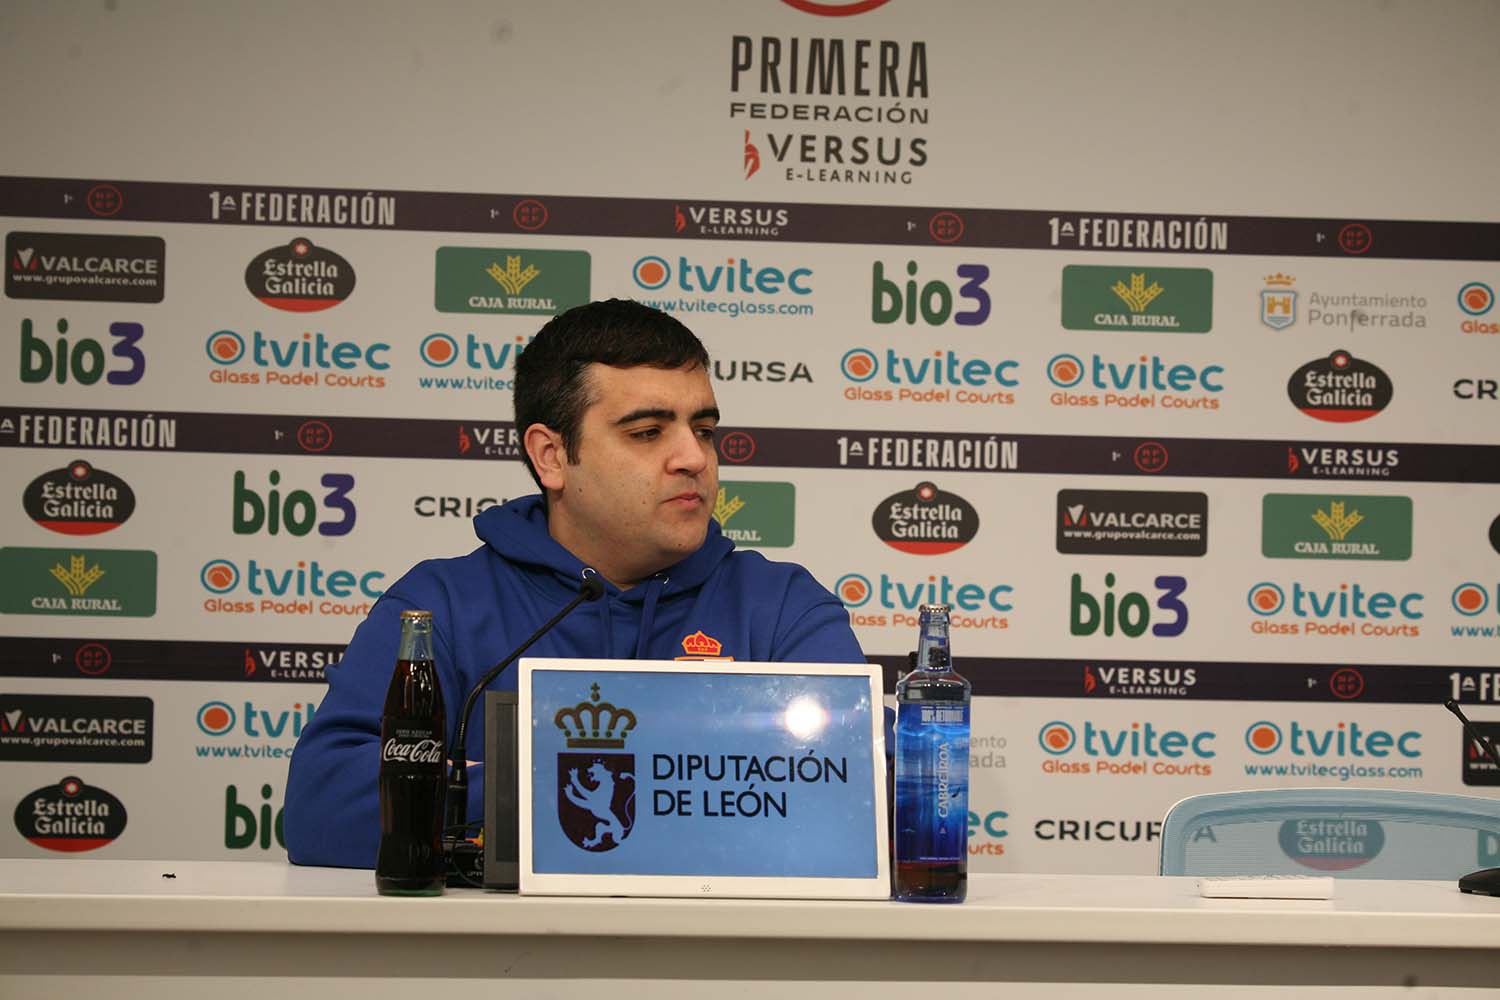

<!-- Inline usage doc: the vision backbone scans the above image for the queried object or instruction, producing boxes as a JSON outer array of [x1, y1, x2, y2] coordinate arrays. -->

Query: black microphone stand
[[443, 576, 605, 875]]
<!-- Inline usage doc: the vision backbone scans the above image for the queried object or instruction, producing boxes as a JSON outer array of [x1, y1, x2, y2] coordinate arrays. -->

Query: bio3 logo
[[1069, 573, 1188, 638], [872, 261, 991, 326], [1245, 720, 1421, 759], [19, 317, 145, 385], [232, 470, 356, 537]]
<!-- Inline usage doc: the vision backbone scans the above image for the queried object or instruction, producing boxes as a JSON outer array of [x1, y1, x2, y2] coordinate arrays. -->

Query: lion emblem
[[559, 758, 635, 851]]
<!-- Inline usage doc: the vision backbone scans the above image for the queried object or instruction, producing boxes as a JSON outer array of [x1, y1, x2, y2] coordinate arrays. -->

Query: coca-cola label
[[381, 733, 443, 765]]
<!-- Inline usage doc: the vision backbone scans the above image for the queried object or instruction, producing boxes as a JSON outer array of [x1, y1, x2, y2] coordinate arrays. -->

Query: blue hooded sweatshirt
[[284, 494, 866, 868]]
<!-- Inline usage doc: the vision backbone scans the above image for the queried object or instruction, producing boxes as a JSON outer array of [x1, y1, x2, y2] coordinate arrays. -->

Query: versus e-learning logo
[[1036, 720, 1215, 778], [839, 346, 1018, 407], [834, 571, 1011, 631], [204, 328, 389, 389], [199, 557, 384, 617], [1045, 352, 1223, 411], [1246, 580, 1423, 638]]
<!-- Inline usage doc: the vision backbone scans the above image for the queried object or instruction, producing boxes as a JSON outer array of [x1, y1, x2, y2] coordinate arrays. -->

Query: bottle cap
[[918, 604, 952, 615], [399, 609, 433, 621]]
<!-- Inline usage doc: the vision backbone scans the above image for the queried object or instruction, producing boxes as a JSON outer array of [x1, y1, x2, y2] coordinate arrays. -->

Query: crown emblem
[[1264, 272, 1296, 287], [554, 683, 636, 749], [680, 630, 723, 657]]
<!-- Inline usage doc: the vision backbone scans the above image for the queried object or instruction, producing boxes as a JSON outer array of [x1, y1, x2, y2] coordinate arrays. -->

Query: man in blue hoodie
[[285, 299, 865, 868]]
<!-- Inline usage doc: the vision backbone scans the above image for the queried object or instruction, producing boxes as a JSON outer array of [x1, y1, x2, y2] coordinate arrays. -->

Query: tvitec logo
[[872, 261, 990, 326], [1045, 352, 1223, 411], [19, 317, 145, 385], [839, 346, 1018, 406], [196, 699, 315, 761], [1037, 720, 1215, 777], [1069, 573, 1188, 638], [232, 470, 356, 537], [204, 328, 389, 389], [1245, 719, 1421, 759], [199, 558, 384, 618], [1246, 580, 1422, 638], [834, 572, 1011, 632], [631, 254, 813, 318], [1452, 582, 1500, 640], [417, 331, 530, 393]]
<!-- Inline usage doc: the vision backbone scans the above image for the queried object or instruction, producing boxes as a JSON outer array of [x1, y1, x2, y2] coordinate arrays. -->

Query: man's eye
[[696, 426, 718, 441], [630, 428, 661, 441]]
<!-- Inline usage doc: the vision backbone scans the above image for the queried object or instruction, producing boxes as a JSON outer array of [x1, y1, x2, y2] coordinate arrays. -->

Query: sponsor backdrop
[[2, 0, 1499, 876]]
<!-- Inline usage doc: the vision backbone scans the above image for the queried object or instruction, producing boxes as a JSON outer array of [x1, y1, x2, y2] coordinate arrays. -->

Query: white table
[[1, 859, 1497, 998]]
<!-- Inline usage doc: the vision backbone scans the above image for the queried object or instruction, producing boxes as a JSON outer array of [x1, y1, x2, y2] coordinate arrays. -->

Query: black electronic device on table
[[1443, 699, 1500, 897], [482, 690, 521, 890]]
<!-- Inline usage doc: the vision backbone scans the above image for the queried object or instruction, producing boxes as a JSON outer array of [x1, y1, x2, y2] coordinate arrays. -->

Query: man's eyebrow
[[613, 406, 721, 426]]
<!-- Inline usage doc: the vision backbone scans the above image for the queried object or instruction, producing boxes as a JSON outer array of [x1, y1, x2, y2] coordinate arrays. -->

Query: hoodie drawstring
[[634, 576, 665, 658]]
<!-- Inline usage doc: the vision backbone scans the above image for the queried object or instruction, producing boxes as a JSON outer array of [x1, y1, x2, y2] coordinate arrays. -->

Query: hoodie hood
[[472, 494, 734, 604]]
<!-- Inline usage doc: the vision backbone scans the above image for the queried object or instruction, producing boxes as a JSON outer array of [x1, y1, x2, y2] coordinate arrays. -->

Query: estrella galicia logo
[[1278, 817, 1383, 871], [1287, 350, 1393, 423], [245, 237, 355, 312], [554, 684, 637, 852], [14, 775, 127, 852], [872, 481, 979, 555], [23, 459, 136, 535]]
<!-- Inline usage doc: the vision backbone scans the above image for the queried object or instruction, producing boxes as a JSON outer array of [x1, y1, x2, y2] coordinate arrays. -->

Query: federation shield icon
[[1261, 288, 1297, 330]]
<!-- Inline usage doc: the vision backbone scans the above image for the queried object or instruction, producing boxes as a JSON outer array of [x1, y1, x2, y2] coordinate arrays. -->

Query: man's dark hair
[[514, 298, 711, 489]]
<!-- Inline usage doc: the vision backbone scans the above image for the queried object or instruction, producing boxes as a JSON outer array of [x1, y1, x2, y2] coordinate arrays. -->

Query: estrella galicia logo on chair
[[555, 684, 637, 852], [1287, 350, 1392, 422], [245, 237, 355, 312], [1278, 818, 1384, 871], [14, 776, 126, 852]]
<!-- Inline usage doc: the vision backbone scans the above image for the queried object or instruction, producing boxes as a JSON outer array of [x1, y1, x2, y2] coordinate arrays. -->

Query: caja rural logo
[[555, 684, 637, 852], [834, 571, 1011, 632], [1287, 350, 1392, 422], [872, 482, 978, 554], [23, 459, 135, 535], [244, 238, 355, 312]]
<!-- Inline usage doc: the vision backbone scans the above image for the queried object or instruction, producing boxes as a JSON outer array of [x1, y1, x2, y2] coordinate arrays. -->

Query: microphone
[[444, 574, 605, 853], [1442, 700, 1500, 897]]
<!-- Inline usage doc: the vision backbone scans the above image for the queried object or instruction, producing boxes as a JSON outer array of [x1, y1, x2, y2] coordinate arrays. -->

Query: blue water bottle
[[893, 603, 970, 902]]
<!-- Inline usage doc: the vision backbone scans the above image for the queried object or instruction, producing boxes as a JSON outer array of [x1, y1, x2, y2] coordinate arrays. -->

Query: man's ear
[[524, 423, 568, 491]]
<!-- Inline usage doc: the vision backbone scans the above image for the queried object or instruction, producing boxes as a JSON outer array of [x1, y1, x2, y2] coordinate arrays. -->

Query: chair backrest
[[1159, 788, 1500, 879]]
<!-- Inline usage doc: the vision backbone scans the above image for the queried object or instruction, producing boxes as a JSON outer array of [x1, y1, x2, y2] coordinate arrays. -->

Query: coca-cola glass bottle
[[377, 609, 447, 895]]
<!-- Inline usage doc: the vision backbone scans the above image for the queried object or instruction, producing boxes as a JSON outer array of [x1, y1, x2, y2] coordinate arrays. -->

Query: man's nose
[[668, 425, 710, 475]]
